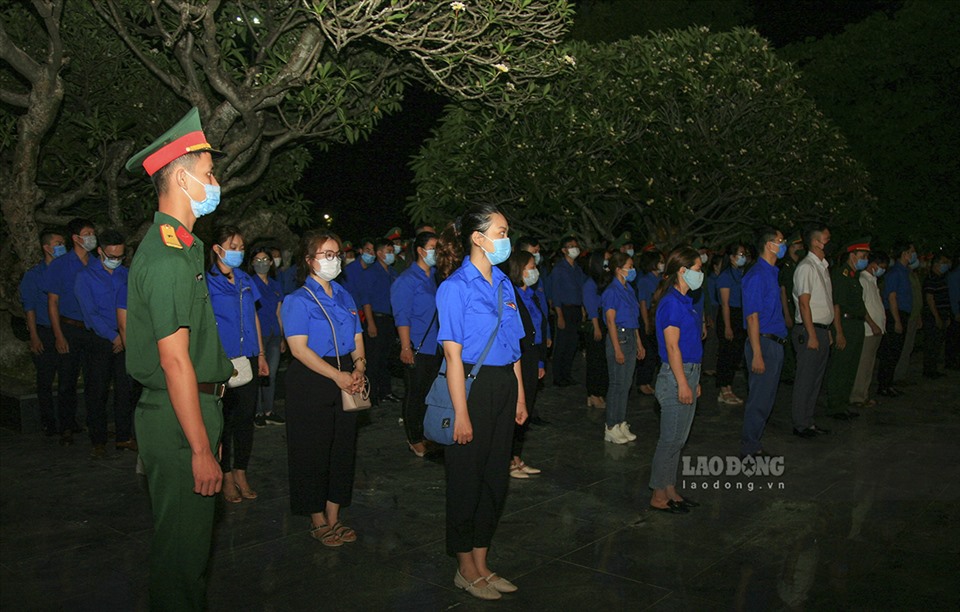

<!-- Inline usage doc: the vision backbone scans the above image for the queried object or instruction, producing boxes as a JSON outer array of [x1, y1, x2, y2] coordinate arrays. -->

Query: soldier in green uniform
[[778, 233, 803, 382], [827, 238, 872, 420], [124, 108, 233, 611]]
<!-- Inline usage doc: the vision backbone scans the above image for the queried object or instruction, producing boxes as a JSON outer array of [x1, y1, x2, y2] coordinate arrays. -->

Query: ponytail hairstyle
[[719, 241, 747, 273], [295, 229, 342, 287], [587, 250, 611, 293], [435, 204, 502, 282], [208, 224, 243, 274], [652, 247, 700, 308]]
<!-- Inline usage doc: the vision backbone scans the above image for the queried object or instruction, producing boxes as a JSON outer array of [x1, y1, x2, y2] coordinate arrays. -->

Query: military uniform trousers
[[827, 319, 865, 413], [136, 387, 223, 612]]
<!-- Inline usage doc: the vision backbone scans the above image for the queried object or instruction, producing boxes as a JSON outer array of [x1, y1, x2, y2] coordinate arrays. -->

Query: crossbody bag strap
[[303, 286, 341, 372], [439, 284, 504, 378], [415, 309, 439, 355]]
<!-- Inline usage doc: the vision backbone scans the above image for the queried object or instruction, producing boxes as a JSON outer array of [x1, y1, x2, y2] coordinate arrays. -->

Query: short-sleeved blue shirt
[[281, 277, 361, 357], [883, 262, 912, 313], [635, 271, 659, 306], [602, 280, 640, 329], [75, 261, 128, 342], [656, 287, 703, 363], [359, 260, 398, 314], [278, 266, 298, 296], [207, 267, 262, 358], [741, 259, 787, 337], [390, 264, 438, 352], [19, 261, 51, 326], [716, 267, 744, 308], [436, 256, 523, 365], [583, 277, 603, 321], [252, 274, 283, 338], [43, 250, 89, 320], [340, 259, 368, 307], [518, 285, 546, 346], [549, 258, 586, 307]]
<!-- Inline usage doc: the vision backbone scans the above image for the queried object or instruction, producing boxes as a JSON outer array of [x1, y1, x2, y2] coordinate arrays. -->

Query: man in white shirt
[[791, 223, 833, 438], [849, 253, 887, 406]]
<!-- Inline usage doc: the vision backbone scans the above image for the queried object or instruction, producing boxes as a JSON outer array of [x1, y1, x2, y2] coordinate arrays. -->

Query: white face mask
[[523, 268, 540, 287], [315, 258, 341, 281], [700, 253, 709, 264], [273, 257, 282, 268], [566, 247, 580, 260], [533, 252, 542, 265], [657, 262, 665, 273]]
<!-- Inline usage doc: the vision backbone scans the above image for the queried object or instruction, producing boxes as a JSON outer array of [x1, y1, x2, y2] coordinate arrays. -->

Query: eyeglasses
[[313, 250, 344, 261], [252, 257, 271, 264]]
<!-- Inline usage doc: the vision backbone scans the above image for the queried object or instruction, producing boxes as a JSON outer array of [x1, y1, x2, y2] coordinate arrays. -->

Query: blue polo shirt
[[741, 258, 787, 337], [716, 266, 743, 308], [656, 288, 703, 363], [583, 277, 602, 321], [549, 258, 586, 307], [602, 280, 640, 329], [43, 249, 89, 320], [518, 284, 546, 346], [207, 267, 262, 358], [252, 274, 284, 338], [436, 256, 523, 366], [282, 277, 361, 357], [278, 266, 298, 295], [340, 259, 367, 308], [359, 260, 398, 314], [635, 271, 659, 306], [690, 287, 705, 325], [75, 261, 128, 342], [390, 264, 438, 352], [883, 262, 912, 313], [19, 261, 51, 326]]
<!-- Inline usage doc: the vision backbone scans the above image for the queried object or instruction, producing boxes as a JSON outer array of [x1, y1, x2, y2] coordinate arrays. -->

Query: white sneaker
[[604, 425, 629, 444], [618, 422, 637, 441]]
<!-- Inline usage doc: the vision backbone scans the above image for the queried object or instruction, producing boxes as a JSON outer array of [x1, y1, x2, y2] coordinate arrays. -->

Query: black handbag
[[423, 285, 503, 445]]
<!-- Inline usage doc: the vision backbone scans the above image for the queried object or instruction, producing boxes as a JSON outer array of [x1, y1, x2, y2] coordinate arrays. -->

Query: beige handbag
[[304, 287, 371, 411], [226, 356, 253, 388]]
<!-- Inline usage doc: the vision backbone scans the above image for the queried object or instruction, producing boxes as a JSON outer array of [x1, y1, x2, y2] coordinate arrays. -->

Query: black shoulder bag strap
[[439, 284, 503, 380]]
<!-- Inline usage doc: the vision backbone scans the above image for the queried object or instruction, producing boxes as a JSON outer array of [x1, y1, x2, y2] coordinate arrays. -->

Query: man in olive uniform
[[779, 233, 803, 382], [124, 107, 233, 611], [826, 239, 871, 420]]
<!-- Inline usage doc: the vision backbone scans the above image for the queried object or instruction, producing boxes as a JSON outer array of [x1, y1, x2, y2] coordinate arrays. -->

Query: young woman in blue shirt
[[649, 247, 704, 514], [582, 250, 609, 409], [248, 246, 286, 427], [715, 242, 748, 405], [435, 204, 527, 601]]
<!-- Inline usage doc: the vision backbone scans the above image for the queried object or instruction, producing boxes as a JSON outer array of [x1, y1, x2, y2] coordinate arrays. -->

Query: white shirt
[[860, 270, 886, 336], [792, 252, 834, 325]]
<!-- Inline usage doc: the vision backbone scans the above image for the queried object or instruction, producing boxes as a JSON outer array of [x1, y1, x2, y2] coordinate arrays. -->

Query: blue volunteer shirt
[[390, 264, 439, 353], [43, 249, 89, 320], [340, 258, 367, 308], [948, 267, 960, 317], [278, 265, 298, 295], [656, 287, 704, 363], [549, 258, 586, 306], [207, 267, 262, 358], [518, 285, 546, 347], [583, 277, 603, 321], [741, 258, 788, 337], [883, 262, 912, 313], [75, 261, 128, 342], [716, 266, 744, 308], [635, 271, 659, 306], [281, 277, 361, 357], [436, 256, 523, 365], [690, 287, 705, 326], [360, 260, 398, 314], [602, 280, 640, 329], [19, 261, 51, 327], [252, 274, 283, 338]]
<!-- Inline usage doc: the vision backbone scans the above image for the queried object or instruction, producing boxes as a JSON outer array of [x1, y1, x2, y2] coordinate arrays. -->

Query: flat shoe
[[238, 486, 258, 500], [485, 573, 518, 593], [310, 521, 343, 547], [649, 500, 689, 514], [331, 521, 356, 543], [454, 571, 501, 600], [677, 497, 700, 508], [509, 468, 530, 479], [516, 461, 541, 475], [223, 484, 242, 504]]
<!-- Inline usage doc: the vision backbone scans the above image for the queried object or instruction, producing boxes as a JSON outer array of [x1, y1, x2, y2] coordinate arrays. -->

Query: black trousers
[[285, 358, 358, 515], [877, 311, 908, 388], [445, 364, 518, 556], [553, 305, 582, 384], [922, 313, 947, 375], [85, 336, 136, 444], [635, 330, 660, 386], [513, 348, 541, 457], [33, 326, 61, 433], [221, 356, 258, 472], [58, 323, 96, 433], [366, 313, 396, 401], [584, 328, 609, 397], [403, 350, 441, 444], [945, 317, 960, 368], [716, 308, 746, 387]]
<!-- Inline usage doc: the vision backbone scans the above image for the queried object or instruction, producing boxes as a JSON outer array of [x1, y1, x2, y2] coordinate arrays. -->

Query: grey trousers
[[791, 326, 831, 430], [894, 316, 919, 381], [849, 334, 882, 404]]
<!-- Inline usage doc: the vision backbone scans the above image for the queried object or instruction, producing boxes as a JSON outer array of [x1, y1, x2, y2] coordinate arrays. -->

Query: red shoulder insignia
[[175, 225, 195, 248]]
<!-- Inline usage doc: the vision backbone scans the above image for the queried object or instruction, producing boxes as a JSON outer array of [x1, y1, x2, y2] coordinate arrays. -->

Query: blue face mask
[[623, 268, 637, 283], [735, 255, 746, 268], [52, 244, 67, 259], [939, 263, 952, 274], [855, 258, 868, 271], [219, 248, 244, 269], [683, 268, 704, 290], [625, 248, 635, 257], [480, 233, 512, 266], [776, 243, 787, 259], [874, 267, 885, 278], [908, 258, 920, 270], [384, 252, 396, 266], [102, 255, 123, 271], [423, 249, 437, 267], [908, 252, 918, 265], [183, 171, 221, 218], [361, 253, 376, 265]]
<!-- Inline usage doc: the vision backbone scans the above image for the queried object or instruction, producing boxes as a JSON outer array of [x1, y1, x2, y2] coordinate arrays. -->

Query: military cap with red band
[[125, 107, 222, 176], [844, 238, 871, 253]]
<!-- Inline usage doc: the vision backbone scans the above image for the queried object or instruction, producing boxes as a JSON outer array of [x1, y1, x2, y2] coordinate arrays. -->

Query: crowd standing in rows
[[16, 108, 960, 608]]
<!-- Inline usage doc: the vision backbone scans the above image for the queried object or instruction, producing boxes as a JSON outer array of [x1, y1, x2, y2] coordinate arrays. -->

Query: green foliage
[[409, 27, 874, 249]]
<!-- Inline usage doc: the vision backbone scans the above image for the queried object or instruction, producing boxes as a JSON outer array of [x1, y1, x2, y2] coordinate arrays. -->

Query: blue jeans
[[605, 328, 637, 427], [741, 337, 784, 455], [257, 334, 283, 416], [650, 363, 700, 489]]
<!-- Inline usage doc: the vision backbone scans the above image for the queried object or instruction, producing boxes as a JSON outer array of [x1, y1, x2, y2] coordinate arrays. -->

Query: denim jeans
[[741, 337, 784, 455], [650, 363, 700, 489], [257, 334, 283, 416], [605, 328, 637, 427]]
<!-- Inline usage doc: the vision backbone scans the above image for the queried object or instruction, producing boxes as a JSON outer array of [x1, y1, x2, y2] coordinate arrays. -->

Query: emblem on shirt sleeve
[[160, 224, 183, 249], [506, 301, 517, 310]]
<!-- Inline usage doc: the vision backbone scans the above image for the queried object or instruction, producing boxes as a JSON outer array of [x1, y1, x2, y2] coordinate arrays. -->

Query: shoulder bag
[[423, 285, 503, 445], [304, 286, 372, 411]]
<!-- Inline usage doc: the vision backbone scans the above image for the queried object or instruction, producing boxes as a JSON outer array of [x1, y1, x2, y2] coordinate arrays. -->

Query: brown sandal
[[331, 521, 356, 543], [223, 484, 242, 504], [310, 521, 343, 547]]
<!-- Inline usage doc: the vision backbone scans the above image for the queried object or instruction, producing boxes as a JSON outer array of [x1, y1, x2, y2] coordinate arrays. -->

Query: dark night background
[[300, 0, 903, 243]]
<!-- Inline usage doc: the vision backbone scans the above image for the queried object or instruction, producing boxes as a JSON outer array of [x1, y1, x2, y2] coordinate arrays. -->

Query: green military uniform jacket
[[832, 264, 868, 322], [126, 211, 232, 389]]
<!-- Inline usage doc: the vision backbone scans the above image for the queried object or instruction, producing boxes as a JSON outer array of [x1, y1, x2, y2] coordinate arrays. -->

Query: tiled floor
[[2, 355, 958, 611]]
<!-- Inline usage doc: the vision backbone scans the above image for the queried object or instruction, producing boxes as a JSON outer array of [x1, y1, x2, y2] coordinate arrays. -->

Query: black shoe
[[649, 500, 689, 514], [793, 428, 817, 439], [877, 387, 900, 398], [254, 414, 267, 428], [383, 393, 403, 403], [529, 416, 551, 426], [809, 425, 830, 435], [678, 497, 701, 508], [264, 413, 286, 425]]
